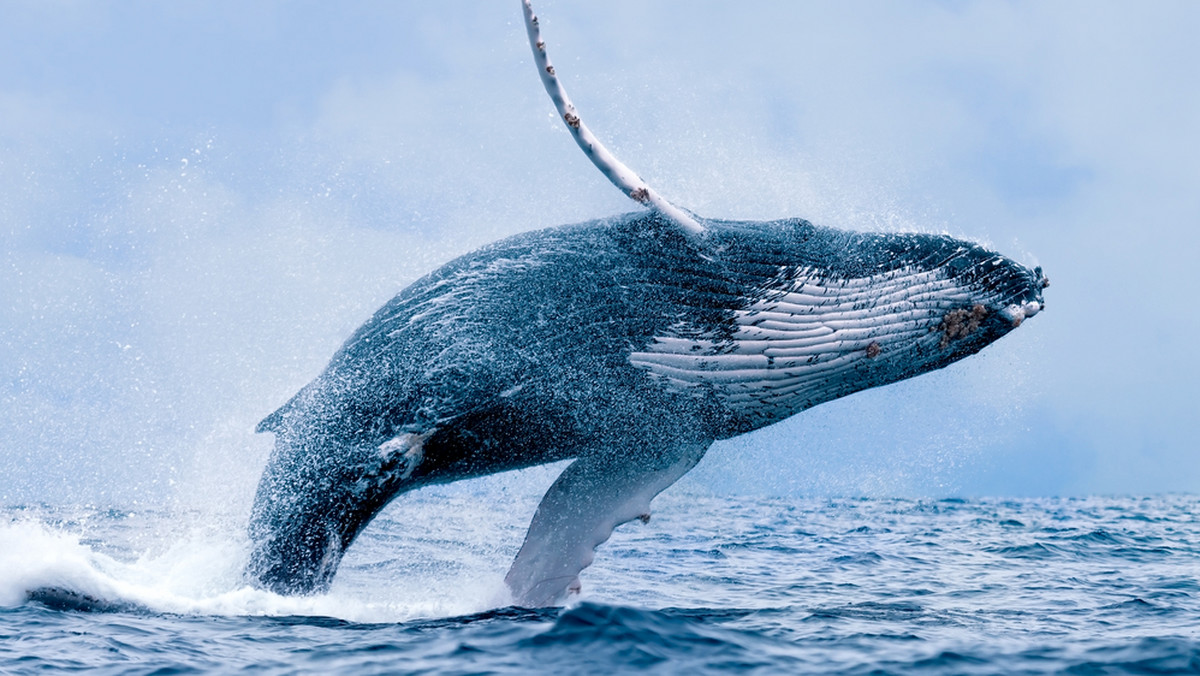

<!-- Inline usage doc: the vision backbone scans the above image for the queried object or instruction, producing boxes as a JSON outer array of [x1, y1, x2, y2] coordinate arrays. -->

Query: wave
[[0, 515, 505, 623], [3, 494, 1200, 674]]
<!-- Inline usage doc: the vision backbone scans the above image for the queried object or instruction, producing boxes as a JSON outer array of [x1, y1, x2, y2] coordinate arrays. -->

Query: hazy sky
[[1, 2, 1197, 507]]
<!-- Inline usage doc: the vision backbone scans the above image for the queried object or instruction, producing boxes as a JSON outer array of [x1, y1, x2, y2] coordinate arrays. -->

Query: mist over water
[[1, 2, 1198, 672]]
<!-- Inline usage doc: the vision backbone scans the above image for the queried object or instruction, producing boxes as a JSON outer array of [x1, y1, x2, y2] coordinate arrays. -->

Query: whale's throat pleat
[[630, 264, 974, 426]]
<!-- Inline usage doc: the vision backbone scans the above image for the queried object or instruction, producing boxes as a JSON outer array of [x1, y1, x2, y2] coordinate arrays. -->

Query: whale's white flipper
[[504, 443, 708, 607], [521, 0, 703, 235]]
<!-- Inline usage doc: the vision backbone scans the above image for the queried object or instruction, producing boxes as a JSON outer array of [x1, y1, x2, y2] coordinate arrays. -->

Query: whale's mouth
[[935, 253, 1047, 346], [936, 297, 1041, 350]]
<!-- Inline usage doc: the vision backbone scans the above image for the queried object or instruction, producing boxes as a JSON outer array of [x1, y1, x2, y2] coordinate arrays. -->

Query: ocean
[[3, 484, 1198, 674]]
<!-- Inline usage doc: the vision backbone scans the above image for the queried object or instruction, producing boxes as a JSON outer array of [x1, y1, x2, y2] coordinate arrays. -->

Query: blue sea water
[[3, 489, 1199, 674]]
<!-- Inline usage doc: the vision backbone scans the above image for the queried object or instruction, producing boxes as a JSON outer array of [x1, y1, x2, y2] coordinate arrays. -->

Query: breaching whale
[[245, 2, 1047, 607]]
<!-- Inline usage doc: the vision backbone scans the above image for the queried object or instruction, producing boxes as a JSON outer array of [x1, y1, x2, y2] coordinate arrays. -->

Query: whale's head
[[938, 250, 1047, 354], [630, 220, 1047, 431], [840, 229, 1049, 368]]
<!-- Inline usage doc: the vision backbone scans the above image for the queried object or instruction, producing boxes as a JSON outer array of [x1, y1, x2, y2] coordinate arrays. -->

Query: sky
[[1, 1, 1197, 508]]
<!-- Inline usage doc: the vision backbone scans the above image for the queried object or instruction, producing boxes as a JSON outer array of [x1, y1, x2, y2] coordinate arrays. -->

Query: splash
[[0, 504, 514, 622]]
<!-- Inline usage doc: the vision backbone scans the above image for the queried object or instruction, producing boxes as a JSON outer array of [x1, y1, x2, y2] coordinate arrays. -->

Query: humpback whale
[[245, 2, 1047, 607]]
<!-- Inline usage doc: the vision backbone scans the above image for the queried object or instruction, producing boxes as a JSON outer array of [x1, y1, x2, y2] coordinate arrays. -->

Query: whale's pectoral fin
[[504, 442, 708, 607]]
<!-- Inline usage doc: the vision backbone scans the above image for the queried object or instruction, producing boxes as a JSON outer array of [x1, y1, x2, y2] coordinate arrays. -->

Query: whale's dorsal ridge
[[255, 409, 282, 434]]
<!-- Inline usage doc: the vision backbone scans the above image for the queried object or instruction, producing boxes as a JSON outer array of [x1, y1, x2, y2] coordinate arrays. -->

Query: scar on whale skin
[[243, 0, 1048, 607]]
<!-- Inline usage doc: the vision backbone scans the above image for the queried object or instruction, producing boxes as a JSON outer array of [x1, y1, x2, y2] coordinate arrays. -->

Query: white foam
[[0, 515, 504, 623]]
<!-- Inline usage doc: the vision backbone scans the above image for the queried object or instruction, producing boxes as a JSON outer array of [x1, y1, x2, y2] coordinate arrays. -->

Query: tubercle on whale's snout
[[1033, 265, 1050, 290]]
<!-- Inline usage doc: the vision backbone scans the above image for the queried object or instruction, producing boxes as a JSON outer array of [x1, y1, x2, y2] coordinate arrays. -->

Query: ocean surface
[[3, 486, 1199, 674]]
